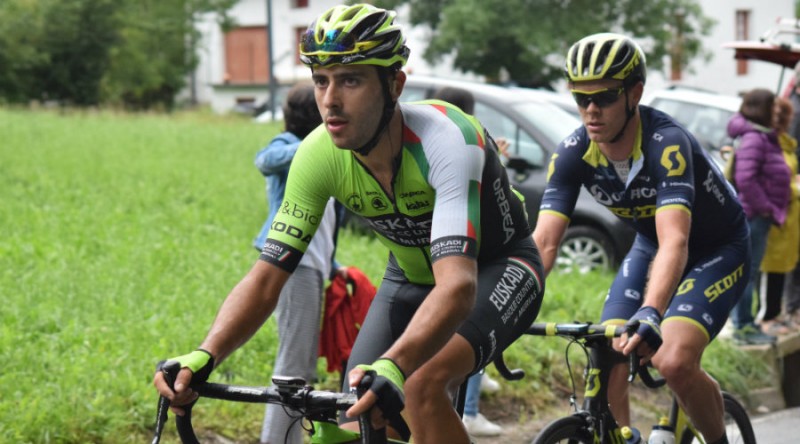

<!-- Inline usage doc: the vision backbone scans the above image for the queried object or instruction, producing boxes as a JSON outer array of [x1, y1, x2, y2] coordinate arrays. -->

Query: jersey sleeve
[[425, 110, 485, 262], [259, 127, 335, 272], [538, 133, 585, 220]]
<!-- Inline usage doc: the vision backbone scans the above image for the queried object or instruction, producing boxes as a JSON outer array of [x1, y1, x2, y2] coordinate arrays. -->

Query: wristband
[[370, 358, 406, 387]]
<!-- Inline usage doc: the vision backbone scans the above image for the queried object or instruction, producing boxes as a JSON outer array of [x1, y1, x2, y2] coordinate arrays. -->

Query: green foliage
[[1, 107, 276, 442], [0, 0, 237, 109], [0, 0, 48, 103], [104, 0, 239, 110], [374, 0, 715, 87], [39, 0, 122, 105]]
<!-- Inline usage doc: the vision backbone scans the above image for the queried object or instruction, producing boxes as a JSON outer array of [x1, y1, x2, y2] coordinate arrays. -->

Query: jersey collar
[[582, 122, 644, 168]]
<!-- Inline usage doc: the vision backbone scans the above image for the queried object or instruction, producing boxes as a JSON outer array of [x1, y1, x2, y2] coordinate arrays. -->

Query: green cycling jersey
[[259, 100, 531, 284]]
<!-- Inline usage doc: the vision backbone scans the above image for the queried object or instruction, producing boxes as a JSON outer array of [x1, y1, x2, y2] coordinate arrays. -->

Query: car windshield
[[471, 99, 579, 167]]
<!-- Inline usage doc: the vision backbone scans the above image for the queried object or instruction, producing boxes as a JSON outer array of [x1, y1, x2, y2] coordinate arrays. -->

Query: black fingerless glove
[[356, 358, 406, 419], [625, 306, 663, 350]]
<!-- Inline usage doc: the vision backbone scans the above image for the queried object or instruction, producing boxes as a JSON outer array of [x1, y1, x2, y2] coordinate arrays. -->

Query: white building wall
[[193, 0, 323, 113], [646, 0, 795, 96], [192, 0, 797, 113]]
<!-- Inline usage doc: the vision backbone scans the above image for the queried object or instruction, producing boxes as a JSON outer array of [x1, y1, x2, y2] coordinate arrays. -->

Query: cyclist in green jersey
[[154, 4, 544, 443]]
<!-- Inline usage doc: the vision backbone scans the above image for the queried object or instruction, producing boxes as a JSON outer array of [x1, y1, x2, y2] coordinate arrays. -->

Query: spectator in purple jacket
[[728, 88, 792, 345]]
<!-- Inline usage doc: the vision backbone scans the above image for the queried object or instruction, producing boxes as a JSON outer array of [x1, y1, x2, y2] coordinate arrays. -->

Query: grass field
[[0, 107, 770, 443]]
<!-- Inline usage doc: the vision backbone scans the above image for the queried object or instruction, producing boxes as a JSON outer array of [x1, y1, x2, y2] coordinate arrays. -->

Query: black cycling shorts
[[344, 236, 545, 387]]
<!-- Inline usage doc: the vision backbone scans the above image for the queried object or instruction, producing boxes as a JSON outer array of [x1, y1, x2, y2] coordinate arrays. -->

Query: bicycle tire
[[531, 415, 595, 444], [679, 392, 756, 444]]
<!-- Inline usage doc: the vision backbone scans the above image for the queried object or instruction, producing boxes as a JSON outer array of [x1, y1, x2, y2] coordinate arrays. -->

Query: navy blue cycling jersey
[[540, 105, 747, 249]]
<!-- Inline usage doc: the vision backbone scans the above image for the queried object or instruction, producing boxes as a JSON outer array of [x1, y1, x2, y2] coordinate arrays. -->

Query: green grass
[[0, 107, 771, 443]]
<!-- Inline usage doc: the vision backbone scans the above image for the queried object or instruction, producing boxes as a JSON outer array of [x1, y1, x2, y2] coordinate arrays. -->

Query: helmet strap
[[609, 88, 636, 144], [355, 68, 397, 156]]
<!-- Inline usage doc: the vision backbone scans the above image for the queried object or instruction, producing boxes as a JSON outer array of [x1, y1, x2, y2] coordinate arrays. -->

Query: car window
[[400, 85, 429, 103], [649, 98, 735, 150], [472, 101, 546, 167], [512, 102, 580, 147]]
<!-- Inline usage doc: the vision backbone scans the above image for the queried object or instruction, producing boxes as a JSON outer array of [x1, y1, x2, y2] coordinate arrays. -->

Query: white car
[[642, 86, 742, 168]]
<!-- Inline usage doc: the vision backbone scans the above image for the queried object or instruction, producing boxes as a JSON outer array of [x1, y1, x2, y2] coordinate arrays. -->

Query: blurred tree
[[39, 0, 121, 106], [0, 0, 236, 109], [373, 0, 715, 88], [104, 0, 237, 110], [0, 1, 48, 104]]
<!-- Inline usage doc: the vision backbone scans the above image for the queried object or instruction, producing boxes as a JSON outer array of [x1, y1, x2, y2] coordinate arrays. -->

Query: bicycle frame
[[669, 396, 702, 444], [580, 340, 630, 444], [503, 322, 752, 444], [496, 322, 633, 444]]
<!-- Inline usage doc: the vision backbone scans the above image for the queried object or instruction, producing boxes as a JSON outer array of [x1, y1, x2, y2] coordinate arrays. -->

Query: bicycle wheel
[[679, 392, 756, 444], [531, 415, 594, 444]]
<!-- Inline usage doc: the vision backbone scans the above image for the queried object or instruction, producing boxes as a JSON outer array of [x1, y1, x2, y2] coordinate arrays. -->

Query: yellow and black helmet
[[299, 4, 410, 69], [565, 33, 646, 86]]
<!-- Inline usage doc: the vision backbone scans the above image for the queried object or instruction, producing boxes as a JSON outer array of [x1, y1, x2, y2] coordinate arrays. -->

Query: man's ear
[[630, 81, 645, 106], [390, 71, 407, 101]]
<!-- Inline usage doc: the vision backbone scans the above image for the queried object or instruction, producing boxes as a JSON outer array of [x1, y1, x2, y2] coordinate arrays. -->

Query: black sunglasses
[[571, 87, 625, 109]]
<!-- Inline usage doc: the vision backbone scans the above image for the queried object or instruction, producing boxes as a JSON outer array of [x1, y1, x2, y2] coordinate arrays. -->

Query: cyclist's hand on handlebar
[[346, 358, 406, 427], [153, 349, 214, 416], [622, 306, 663, 361]]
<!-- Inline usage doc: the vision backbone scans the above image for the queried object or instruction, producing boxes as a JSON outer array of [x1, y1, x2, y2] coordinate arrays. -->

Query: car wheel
[[555, 225, 615, 274]]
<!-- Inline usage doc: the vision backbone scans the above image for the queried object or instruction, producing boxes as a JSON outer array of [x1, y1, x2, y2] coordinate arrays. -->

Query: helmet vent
[[594, 41, 614, 75], [613, 45, 631, 70], [350, 12, 383, 40], [580, 42, 595, 77]]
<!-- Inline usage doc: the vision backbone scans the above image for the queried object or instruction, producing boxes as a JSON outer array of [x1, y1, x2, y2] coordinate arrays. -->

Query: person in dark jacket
[[728, 88, 792, 345]]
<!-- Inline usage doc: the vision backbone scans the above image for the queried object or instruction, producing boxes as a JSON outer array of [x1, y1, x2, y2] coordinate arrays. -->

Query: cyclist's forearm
[[532, 213, 569, 276], [383, 258, 477, 375], [644, 247, 686, 313], [200, 261, 289, 364], [644, 214, 689, 313]]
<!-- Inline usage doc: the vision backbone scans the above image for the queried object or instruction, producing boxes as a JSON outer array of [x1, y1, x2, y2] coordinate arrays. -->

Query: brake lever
[[152, 361, 180, 444], [355, 373, 388, 444], [624, 323, 640, 383]]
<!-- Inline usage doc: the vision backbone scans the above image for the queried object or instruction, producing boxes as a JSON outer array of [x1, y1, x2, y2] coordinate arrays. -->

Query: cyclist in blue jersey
[[154, 4, 544, 443], [532, 33, 749, 444]]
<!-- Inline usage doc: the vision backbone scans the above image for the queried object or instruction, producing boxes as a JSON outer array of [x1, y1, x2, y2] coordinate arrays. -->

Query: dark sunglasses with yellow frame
[[570, 87, 625, 109]]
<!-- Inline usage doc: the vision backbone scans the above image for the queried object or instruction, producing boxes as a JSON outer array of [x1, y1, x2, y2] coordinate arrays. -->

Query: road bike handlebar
[[152, 361, 387, 444], [493, 322, 666, 389]]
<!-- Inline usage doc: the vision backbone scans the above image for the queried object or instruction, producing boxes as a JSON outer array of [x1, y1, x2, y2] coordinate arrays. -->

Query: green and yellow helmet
[[299, 4, 410, 69], [564, 33, 646, 86]]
